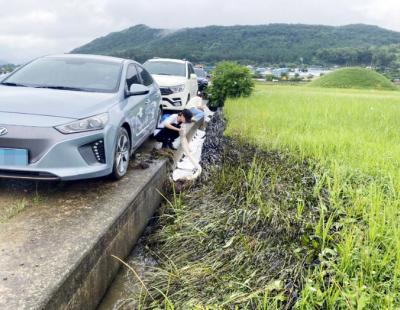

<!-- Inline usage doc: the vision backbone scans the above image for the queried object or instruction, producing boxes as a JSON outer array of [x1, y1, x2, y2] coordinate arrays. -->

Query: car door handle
[[145, 99, 151, 104]]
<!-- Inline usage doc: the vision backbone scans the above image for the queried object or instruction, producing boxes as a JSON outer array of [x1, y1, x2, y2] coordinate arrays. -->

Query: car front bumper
[[0, 124, 116, 180], [159, 89, 187, 110]]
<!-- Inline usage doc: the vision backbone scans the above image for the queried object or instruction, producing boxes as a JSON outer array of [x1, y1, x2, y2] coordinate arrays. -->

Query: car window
[[126, 64, 140, 89], [136, 65, 154, 86], [188, 63, 195, 78]]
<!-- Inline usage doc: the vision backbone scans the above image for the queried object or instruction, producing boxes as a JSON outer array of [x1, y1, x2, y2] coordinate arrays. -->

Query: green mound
[[310, 67, 398, 90]]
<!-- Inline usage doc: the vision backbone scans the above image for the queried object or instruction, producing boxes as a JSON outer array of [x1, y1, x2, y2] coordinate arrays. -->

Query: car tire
[[110, 127, 131, 180]]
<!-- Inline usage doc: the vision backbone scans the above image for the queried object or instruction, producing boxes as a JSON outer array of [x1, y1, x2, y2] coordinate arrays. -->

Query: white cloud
[[0, 0, 398, 63]]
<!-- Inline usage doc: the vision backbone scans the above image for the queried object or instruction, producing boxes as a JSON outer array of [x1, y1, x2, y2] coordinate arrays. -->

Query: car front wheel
[[111, 127, 131, 180]]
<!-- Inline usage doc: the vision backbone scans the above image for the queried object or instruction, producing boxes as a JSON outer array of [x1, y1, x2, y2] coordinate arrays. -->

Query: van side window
[[136, 66, 154, 86], [126, 64, 140, 89], [188, 63, 195, 78]]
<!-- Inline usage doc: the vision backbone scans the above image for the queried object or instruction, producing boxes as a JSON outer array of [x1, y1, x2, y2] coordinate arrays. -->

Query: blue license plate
[[0, 148, 28, 166]]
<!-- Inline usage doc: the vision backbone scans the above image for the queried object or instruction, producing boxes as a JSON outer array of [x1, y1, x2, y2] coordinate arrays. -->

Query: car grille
[[160, 88, 173, 95]]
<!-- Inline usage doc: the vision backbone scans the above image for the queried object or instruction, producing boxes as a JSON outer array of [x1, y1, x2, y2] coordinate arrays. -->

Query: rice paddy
[[225, 84, 400, 308]]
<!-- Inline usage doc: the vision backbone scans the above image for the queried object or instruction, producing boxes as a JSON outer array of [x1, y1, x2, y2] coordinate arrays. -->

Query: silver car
[[0, 54, 162, 180]]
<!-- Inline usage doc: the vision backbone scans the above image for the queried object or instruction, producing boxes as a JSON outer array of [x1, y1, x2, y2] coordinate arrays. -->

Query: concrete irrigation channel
[[0, 119, 202, 310]]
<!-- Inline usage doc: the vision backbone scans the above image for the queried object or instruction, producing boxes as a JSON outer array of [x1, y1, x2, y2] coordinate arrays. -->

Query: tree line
[[313, 45, 400, 68], [73, 24, 400, 68]]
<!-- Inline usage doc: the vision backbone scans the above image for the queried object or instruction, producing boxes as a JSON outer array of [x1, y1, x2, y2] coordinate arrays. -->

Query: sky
[[0, 0, 399, 63]]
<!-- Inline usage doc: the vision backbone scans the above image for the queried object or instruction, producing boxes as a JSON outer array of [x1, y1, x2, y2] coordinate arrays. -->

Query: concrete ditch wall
[[0, 121, 201, 310]]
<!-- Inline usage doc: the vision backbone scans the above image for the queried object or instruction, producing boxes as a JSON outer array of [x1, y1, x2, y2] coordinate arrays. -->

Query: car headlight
[[55, 113, 109, 134], [169, 84, 185, 93]]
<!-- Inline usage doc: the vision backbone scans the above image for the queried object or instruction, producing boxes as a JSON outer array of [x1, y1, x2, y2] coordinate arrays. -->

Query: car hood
[[152, 75, 187, 87], [0, 85, 118, 119], [0, 112, 74, 127]]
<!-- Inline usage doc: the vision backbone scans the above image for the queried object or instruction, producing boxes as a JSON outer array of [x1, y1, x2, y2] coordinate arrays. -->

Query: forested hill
[[72, 24, 400, 64]]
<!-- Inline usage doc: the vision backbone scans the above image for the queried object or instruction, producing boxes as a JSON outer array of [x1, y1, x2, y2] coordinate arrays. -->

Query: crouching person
[[155, 109, 193, 150]]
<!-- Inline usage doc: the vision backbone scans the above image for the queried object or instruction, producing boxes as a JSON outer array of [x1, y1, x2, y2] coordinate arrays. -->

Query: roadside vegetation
[[309, 67, 398, 90], [0, 199, 28, 223]]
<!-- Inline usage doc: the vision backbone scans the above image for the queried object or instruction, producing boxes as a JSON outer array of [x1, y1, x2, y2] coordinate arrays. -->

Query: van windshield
[[143, 61, 186, 77], [2, 57, 122, 93]]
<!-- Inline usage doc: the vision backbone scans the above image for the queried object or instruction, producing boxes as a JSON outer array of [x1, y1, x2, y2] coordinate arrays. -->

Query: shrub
[[265, 74, 274, 81], [207, 61, 254, 108], [252, 72, 262, 79]]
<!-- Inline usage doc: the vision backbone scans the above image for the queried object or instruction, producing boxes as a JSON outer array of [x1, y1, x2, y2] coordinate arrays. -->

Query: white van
[[143, 58, 198, 110]]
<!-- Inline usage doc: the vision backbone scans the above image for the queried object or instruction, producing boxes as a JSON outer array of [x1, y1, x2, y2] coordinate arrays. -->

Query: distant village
[[2, 62, 398, 84], [246, 65, 333, 82]]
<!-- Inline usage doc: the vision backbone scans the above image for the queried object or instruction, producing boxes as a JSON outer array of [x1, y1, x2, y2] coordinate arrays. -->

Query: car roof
[[44, 54, 128, 64], [145, 58, 187, 64]]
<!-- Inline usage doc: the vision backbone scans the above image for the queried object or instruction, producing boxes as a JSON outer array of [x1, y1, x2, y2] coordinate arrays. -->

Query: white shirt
[[158, 113, 178, 128]]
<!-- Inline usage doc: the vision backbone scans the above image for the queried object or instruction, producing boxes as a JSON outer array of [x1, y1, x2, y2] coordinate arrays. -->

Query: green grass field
[[225, 84, 400, 308]]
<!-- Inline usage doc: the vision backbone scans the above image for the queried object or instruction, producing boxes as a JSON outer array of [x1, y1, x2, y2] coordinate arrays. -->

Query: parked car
[[194, 67, 209, 93], [143, 58, 198, 110], [0, 54, 162, 180]]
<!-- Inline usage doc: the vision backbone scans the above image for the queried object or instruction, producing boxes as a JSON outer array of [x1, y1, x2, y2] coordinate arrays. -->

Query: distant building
[[272, 68, 289, 78], [255, 67, 272, 76], [287, 67, 332, 79]]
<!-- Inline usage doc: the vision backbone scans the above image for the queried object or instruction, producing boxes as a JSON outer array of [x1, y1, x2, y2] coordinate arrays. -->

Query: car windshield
[[143, 61, 186, 77], [194, 68, 206, 78], [2, 57, 122, 93]]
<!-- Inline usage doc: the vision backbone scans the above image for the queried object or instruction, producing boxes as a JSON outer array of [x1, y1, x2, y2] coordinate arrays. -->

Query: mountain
[[72, 24, 400, 64]]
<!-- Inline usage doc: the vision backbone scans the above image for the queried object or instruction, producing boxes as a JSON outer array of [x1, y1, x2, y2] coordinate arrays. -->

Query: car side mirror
[[128, 84, 150, 96], [190, 73, 197, 79]]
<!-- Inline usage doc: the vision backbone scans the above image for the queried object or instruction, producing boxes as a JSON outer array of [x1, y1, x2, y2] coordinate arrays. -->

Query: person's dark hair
[[181, 109, 193, 123]]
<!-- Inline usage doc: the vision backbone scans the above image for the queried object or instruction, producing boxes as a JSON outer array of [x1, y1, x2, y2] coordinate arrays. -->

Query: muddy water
[[98, 228, 158, 310]]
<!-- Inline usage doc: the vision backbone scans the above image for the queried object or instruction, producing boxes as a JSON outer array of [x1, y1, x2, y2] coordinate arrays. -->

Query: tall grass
[[225, 85, 400, 308]]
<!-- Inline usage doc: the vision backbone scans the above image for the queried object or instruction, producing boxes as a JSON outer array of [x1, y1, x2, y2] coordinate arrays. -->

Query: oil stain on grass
[[118, 114, 328, 309]]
